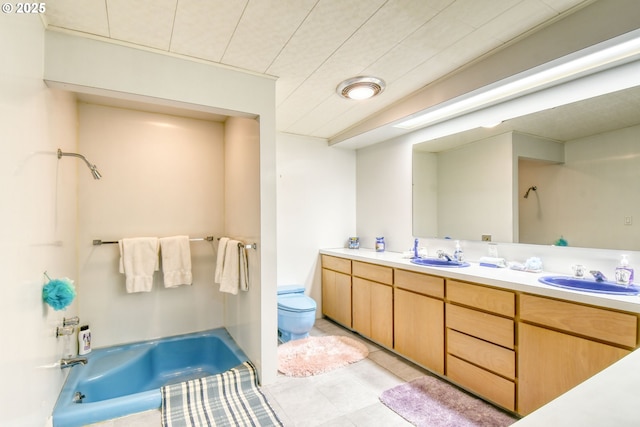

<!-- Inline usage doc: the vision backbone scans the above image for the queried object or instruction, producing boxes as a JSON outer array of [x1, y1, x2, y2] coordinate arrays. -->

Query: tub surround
[[320, 248, 640, 314], [45, 29, 278, 387]]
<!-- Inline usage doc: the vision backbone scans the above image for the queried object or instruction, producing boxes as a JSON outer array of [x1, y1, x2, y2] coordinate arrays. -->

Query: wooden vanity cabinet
[[393, 269, 445, 374], [321, 252, 640, 418], [351, 261, 393, 347], [321, 255, 352, 328], [518, 294, 637, 415], [445, 280, 516, 411]]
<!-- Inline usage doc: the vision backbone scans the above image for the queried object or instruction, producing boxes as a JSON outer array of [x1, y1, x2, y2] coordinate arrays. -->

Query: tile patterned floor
[[89, 318, 430, 426]]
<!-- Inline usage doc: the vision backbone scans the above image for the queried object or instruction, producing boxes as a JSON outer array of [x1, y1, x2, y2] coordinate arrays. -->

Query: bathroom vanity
[[320, 248, 640, 417]]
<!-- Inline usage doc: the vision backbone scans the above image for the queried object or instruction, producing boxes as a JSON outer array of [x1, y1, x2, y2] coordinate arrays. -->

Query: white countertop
[[322, 247, 640, 425], [320, 247, 640, 314]]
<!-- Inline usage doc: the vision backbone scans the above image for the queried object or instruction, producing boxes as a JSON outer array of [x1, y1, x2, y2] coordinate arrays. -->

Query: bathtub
[[52, 328, 248, 427]]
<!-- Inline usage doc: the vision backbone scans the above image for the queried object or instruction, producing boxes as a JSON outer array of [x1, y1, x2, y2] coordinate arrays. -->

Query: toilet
[[277, 285, 317, 343]]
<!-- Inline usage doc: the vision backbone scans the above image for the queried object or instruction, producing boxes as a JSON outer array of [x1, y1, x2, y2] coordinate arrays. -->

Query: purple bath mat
[[380, 376, 518, 427]]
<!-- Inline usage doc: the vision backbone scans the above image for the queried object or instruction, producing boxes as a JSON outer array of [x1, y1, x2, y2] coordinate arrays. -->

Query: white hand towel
[[220, 239, 241, 294], [159, 236, 192, 287], [118, 237, 159, 293], [214, 237, 229, 284]]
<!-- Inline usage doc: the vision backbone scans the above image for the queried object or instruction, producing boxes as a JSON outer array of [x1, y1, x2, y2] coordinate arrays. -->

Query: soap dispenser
[[615, 255, 634, 285], [454, 240, 464, 262]]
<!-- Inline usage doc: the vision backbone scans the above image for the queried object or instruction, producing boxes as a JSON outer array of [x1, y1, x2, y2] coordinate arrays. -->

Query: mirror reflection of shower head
[[57, 149, 102, 180], [524, 185, 537, 198]]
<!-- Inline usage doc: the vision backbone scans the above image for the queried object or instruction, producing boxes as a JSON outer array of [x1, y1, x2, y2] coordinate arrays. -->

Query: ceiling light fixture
[[393, 30, 640, 130], [337, 76, 385, 100]]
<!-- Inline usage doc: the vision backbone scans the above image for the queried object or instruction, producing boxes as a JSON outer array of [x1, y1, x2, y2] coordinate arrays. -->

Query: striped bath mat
[[161, 361, 283, 427]]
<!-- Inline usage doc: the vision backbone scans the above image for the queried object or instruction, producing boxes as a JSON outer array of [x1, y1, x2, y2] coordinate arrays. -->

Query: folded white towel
[[218, 240, 250, 294], [118, 237, 159, 293], [159, 236, 192, 288], [220, 240, 240, 294], [478, 256, 507, 268], [214, 237, 229, 284]]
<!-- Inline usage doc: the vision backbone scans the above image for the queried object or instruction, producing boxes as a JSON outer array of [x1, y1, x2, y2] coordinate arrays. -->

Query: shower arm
[[57, 149, 102, 179], [524, 185, 537, 198]]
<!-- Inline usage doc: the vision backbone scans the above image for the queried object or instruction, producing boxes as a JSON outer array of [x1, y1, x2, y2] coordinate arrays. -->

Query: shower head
[[58, 149, 102, 180], [89, 165, 102, 180], [524, 185, 537, 198]]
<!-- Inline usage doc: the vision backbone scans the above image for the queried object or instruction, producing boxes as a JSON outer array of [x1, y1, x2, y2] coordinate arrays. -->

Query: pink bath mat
[[277, 335, 368, 377]]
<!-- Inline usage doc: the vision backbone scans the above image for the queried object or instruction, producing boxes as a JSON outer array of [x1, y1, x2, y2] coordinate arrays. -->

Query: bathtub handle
[[63, 316, 80, 326]]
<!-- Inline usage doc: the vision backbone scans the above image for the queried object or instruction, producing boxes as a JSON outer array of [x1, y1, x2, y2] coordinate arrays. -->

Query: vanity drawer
[[353, 261, 393, 285], [447, 280, 515, 317], [520, 294, 637, 347], [321, 255, 351, 275], [395, 269, 444, 299], [446, 304, 514, 349], [447, 354, 515, 411], [447, 329, 515, 379]]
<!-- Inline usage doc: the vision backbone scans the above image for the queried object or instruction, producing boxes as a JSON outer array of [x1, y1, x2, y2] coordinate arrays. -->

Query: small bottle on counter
[[454, 240, 464, 262], [375, 237, 385, 252], [348, 237, 360, 249], [615, 254, 634, 285]]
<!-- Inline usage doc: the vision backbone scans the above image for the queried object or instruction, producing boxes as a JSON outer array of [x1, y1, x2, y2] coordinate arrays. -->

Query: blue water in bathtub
[[52, 328, 248, 427]]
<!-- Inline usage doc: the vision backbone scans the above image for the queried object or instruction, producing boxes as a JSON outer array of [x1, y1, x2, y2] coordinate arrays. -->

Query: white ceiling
[[414, 84, 640, 152], [43, 0, 593, 141]]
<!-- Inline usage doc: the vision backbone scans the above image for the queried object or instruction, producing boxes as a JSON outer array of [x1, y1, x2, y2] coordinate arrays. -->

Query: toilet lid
[[278, 295, 316, 312]]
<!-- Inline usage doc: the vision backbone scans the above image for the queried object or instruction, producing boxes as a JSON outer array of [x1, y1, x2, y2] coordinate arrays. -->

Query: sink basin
[[538, 276, 639, 295], [410, 257, 470, 268]]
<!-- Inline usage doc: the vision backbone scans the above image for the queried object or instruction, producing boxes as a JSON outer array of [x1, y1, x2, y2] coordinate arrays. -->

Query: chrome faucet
[[436, 250, 453, 261], [590, 270, 607, 282], [60, 357, 88, 369], [56, 326, 75, 337]]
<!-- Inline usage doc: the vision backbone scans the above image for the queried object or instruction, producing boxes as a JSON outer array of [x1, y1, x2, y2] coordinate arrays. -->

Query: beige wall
[[437, 133, 514, 243], [0, 14, 78, 426], [519, 124, 640, 250], [276, 132, 357, 314], [412, 151, 438, 239], [222, 116, 266, 371], [77, 103, 226, 347], [356, 136, 414, 252]]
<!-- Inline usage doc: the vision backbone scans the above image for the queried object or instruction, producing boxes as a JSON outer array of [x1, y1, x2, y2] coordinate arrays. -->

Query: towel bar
[[239, 242, 258, 250], [92, 236, 215, 246], [216, 237, 257, 250]]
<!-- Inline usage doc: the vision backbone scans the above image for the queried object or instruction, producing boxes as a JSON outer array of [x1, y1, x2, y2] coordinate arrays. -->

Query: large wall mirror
[[412, 83, 640, 251]]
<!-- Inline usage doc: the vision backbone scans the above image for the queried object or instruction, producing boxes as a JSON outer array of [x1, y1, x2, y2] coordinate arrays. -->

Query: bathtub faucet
[[60, 357, 88, 369]]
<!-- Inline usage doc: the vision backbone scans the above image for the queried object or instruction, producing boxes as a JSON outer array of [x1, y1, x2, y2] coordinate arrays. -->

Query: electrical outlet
[[481, 234, 492, 241], [624, 216, 633, 225]]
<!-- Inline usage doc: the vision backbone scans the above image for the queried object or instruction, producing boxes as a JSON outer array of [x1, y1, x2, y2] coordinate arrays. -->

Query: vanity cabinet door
[[321, 268, 352, 328], [352, 277, 393, 347], [518, 322, 630, 415], [394, 287, 444, 374]]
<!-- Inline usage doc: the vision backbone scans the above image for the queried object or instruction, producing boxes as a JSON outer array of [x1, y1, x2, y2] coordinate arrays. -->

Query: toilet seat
[[278, 294, 316, 313]]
